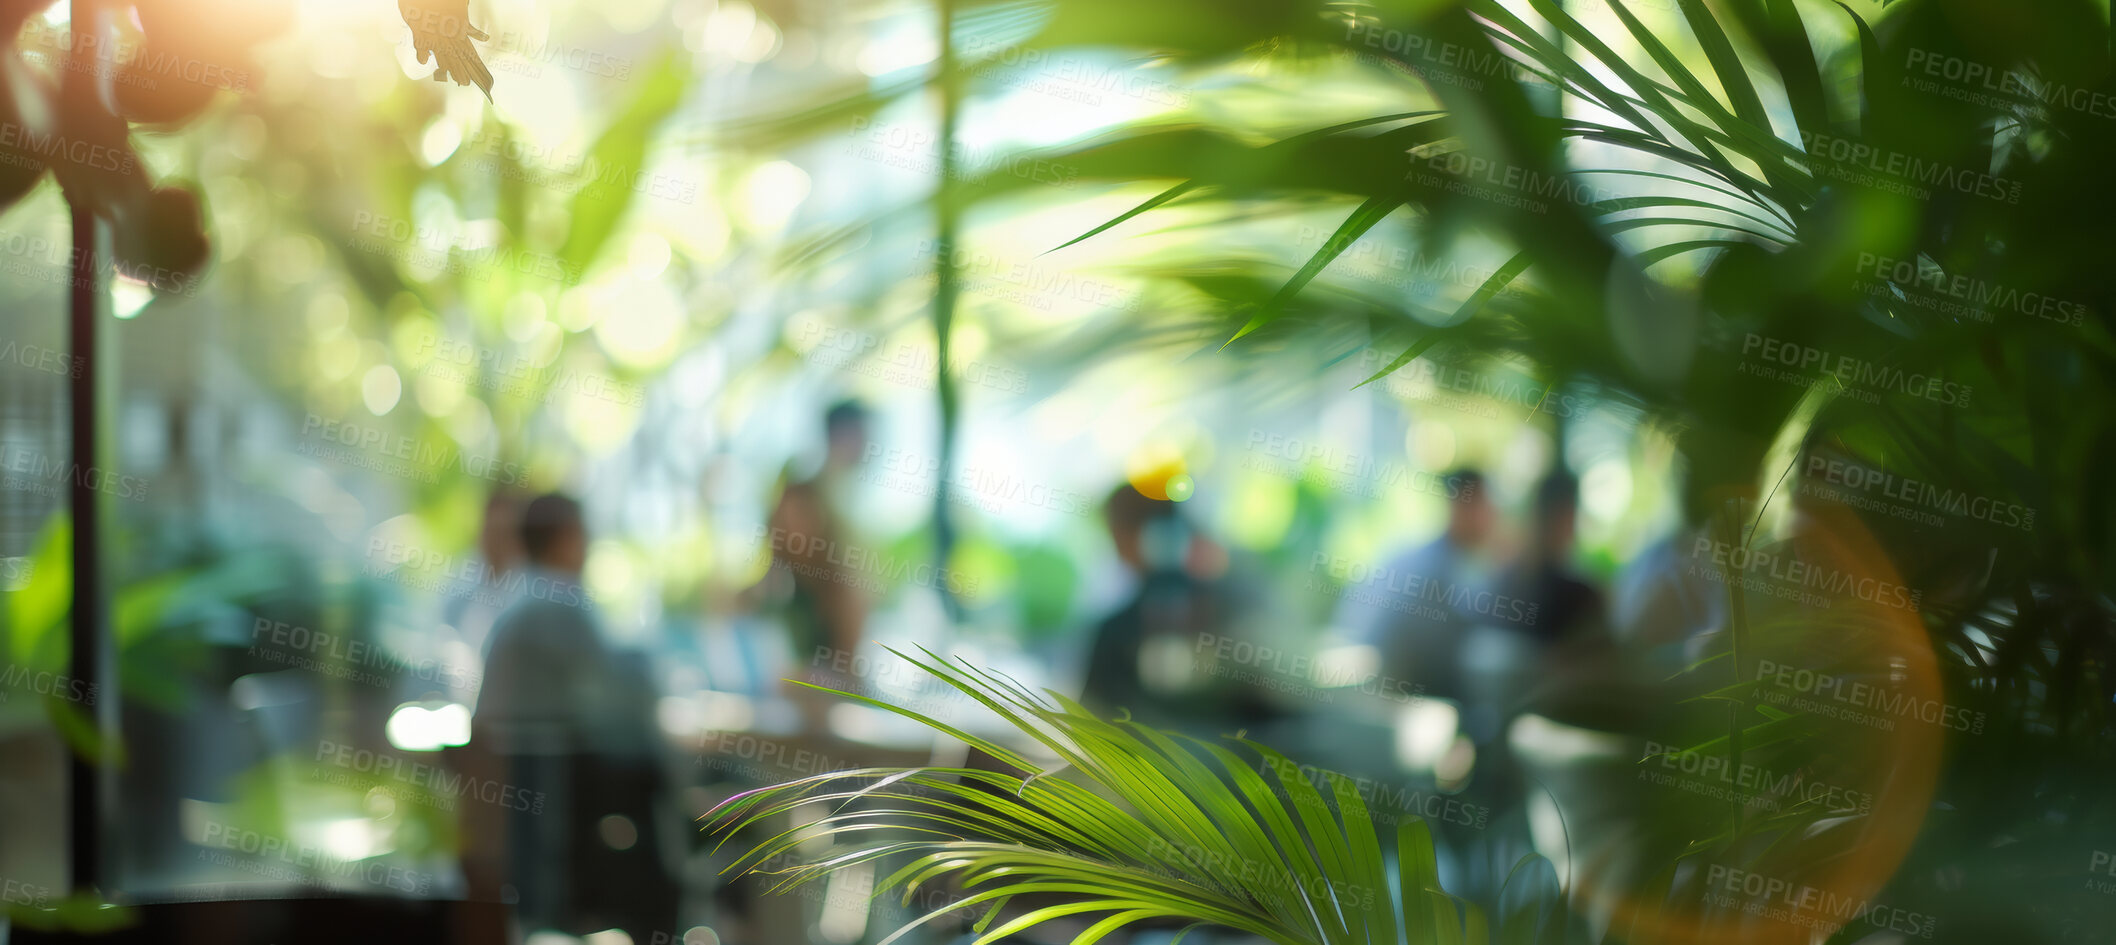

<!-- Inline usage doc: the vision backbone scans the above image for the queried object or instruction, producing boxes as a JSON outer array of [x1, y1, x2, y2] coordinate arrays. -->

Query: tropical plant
[[1005, 1, 2115, 938], [708, 647, 1585, 945], [713, 0, 2116, 940]]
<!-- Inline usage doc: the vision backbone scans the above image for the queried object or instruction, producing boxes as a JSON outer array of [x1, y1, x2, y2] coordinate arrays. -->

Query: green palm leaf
[[706, 647, 1575, 944]]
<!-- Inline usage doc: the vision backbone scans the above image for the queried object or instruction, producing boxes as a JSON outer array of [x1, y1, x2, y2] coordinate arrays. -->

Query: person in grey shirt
[[476, 494, 613, 753], [466, 493, 672, 939], [1329, 468, 1500, 705]]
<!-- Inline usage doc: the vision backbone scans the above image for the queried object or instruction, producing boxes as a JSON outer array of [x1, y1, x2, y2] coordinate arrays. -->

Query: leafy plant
[[713, 0, 2116, 939], [707, 647, 1584, 945]]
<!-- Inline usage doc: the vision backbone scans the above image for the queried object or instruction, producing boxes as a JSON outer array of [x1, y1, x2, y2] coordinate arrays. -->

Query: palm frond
[[706, 647, 1576, 945]]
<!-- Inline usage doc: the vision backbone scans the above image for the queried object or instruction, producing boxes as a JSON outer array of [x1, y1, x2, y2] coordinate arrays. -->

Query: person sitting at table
[[466, 492, 676, 942]]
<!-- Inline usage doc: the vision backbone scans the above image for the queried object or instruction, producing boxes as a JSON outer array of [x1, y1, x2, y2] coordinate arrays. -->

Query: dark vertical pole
[[65, 0, 116, 895], [68, 199, 111, 897], [931, 0, 963, 620]]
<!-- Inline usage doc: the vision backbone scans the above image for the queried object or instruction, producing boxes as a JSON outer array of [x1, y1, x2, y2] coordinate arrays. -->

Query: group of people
[[427, 397, 1628, 940], [1337, 468, 1608, 724], [1078, 467, 1613, 781]]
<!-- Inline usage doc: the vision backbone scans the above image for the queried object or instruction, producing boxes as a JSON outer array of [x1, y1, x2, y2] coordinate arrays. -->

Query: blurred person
[[1498, 472, 1607, 648], [1468, 473, 1611, 794], [1610, 467, 1738, 674], [443, 488, 528, 660], [1081, 483, 1269, 736], [462, 493, 677, 941], [1610, 529, 1724, 660], [1327, 467, 1498, 705], [764, 400, 873, 672], [398, 489, 528, 732], [474, 494, 605, 754]]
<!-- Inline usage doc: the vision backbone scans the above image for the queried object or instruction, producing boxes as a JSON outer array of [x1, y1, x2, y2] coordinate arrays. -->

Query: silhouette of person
[[765, 400, 872, 668], [1328, 468, 1498, 705], [466, 493, 675, 941], [1499, 473, 1606, 647], [475, 494, 607, 752], [1080, 484, 1267, 736], [1611, 469, 1727, 669], [1471, 473, 1611, 790], [439, 489, 528, 686]]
